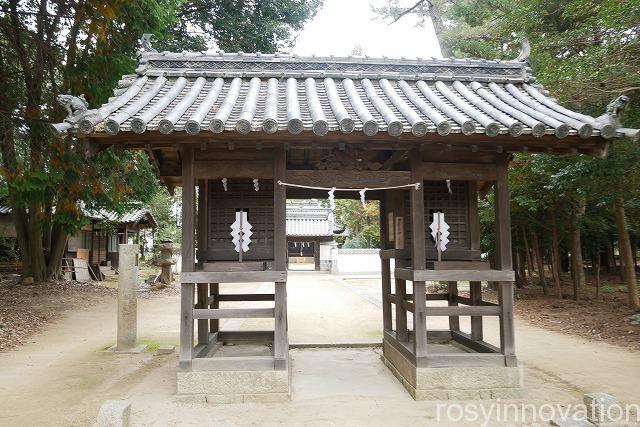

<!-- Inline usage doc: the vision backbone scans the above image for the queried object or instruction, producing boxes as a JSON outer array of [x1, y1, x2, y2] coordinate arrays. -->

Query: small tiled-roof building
[[0, 205, 156, 271], [286, 200, 338, 270]]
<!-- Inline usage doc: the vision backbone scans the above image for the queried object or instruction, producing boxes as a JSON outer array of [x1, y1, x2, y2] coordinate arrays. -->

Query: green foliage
[[161, 0, 322, 53], [334, 200, 380, 248], [0, 0, 320, 279], [148, 187, 181, 244]]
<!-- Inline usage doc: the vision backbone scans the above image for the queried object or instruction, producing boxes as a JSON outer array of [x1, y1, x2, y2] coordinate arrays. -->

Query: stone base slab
[[177, 363, 290, 401], [382, 337, 522, 400], [105, 344, 148, 354]]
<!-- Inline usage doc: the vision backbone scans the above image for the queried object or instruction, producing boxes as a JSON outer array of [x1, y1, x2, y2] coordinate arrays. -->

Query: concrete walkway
[[0, 271, 638, 426]]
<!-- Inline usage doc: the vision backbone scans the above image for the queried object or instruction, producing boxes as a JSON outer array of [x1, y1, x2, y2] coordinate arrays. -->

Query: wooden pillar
[[273, 146, 288, 369], [209, 283, 219, 333], [380, 193, 392, 332], [495, 156, 516, 366], [196, 179, 209, 344], [447, 281, 459, 332], [469, 281, 483, 340], [180, 145, 195, 369], [410, 152, 427, 358], [468, 183, 483, 340]]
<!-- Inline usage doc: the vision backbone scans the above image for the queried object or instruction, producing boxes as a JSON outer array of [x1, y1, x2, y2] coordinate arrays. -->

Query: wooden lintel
[[181, 270, 287, 283], [419, 162, 498, 181], [285, 170, 413, 188], [394, 268, 515, 282], [193, 160, 273, 179]]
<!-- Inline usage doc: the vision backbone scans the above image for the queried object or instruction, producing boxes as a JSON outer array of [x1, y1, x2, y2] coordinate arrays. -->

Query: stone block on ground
[[155, 344, 175, 355], [550, 415, 594, 427], [97, 400, 131, 427], [583, 392, 621, 426]]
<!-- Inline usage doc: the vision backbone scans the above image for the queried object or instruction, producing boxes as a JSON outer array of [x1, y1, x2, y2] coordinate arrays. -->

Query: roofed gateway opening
[[53, 40, 633, 400]]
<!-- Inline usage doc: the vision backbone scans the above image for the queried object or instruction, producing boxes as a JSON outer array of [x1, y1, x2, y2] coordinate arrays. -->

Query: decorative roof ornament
[[140, 33, 157, 53], [51, 94, 90, 134], [514, 38, 531, 63], [593, 95, 630, 139]]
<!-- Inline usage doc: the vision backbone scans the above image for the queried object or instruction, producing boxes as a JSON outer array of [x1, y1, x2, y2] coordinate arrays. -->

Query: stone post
[[117, 244, 141, 351]]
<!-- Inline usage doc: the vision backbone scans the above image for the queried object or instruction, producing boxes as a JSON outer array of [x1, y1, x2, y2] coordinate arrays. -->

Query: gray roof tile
[[55, 52, 629, 140]]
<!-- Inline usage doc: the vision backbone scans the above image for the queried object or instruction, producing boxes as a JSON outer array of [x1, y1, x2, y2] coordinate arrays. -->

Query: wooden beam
[[456, 295, 497, 307], [425, 306, 501, 316], [285, 170, 413, 188], [418, 162, 498, 181], [193, 160, 273, 179], [394, 268, 515, 282], [451, 331, 500, 354], [218, 330, 274, 343], [381, 150, 408, 170], [181, 270, 287, 283], [192, 308, 275, 319], [215, 293, 274, 302]]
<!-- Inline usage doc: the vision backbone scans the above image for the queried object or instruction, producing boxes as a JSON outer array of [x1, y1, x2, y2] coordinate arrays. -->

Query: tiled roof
[[84, 208, 157, 227], [0, 205, 157, 227], [52, 51, 634, 141], [286, 201, 336, 237]]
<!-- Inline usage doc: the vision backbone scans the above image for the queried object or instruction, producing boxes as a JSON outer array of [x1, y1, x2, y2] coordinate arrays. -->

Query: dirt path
[[0, 272, 639, 426]]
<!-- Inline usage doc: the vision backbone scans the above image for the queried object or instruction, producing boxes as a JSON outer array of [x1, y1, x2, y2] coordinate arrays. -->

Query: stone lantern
[[158, 239, 177, 284]]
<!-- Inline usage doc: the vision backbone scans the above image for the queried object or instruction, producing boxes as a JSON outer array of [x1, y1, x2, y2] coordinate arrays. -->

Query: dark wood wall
[[204, 178, 275, 261]]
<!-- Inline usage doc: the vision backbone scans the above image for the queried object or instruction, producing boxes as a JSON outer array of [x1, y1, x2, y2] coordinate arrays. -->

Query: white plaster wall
[[333, 249, 394, 274]]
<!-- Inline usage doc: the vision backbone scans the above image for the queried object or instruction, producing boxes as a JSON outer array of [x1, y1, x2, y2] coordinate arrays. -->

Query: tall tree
[[0, 0, 321, 281]]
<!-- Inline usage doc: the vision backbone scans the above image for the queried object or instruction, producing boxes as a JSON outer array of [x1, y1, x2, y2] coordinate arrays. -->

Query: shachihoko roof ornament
[[51, 35, 638, 141]]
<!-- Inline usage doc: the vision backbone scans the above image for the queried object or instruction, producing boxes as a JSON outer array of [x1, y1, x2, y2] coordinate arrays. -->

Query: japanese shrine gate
[[54, 39, 635, 400]]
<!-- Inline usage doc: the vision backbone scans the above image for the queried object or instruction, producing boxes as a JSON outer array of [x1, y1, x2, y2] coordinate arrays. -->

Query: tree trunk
[[522, 228, 535, 277], [531, 230, 548, 295], [514, 248, 528, 288], [594, 248, 601, 299], [605, 240, 615, 273], [613, 196, 640, 310], [550, 212, 563, 298], [571, 197, 587, 300]]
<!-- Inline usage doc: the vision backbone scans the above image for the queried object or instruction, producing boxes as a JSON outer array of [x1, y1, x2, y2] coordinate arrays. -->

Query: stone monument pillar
[[109, 244, 146, 353]]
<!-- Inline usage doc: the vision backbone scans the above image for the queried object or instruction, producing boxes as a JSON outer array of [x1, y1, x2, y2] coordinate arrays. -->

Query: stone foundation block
[[177, 364, 290, 403], [382, 336, 522, 401]]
